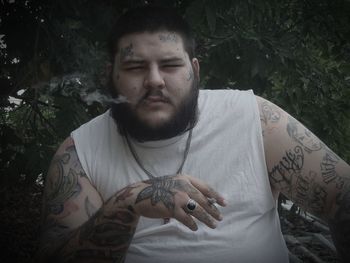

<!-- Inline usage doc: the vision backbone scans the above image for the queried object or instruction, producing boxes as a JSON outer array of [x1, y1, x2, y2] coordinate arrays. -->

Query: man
[[37, 5, 350, 263]]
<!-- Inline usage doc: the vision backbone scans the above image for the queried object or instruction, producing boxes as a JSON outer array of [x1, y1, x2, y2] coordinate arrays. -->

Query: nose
[[144, 66, 165, 89]]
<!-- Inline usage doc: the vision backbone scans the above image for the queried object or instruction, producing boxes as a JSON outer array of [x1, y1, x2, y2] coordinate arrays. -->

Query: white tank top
[[71, 89, 289, 263]]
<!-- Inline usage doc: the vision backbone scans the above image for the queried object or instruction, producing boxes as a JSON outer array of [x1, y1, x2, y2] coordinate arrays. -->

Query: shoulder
[[198, 89, 255, 106]]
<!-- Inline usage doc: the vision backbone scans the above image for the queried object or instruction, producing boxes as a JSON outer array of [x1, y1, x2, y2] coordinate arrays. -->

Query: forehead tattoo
[[119, 43, 134, 62], [159, 33, 178, 43]]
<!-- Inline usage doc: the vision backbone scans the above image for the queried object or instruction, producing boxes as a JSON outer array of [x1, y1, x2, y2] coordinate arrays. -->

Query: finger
[[174, 208, 198, 231], [183, 200, 217, 229], [185, 176, 227, 207], [185, 188, 223, 221], [200, 198, 223, 221]]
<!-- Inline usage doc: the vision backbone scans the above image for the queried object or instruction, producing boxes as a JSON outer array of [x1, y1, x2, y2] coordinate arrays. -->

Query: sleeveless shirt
[[71, 89, 289, 263]]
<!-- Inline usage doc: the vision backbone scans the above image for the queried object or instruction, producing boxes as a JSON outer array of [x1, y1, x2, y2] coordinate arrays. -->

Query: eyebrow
[[120, 59, 145, 66], [159, 57, 185, 64], [121, 57, 185, 65]]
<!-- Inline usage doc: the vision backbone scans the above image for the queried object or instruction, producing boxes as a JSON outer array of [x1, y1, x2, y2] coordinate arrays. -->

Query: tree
[[1, 0, 349, 187]]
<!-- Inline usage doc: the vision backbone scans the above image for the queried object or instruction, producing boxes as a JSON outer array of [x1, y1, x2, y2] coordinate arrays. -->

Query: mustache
[[138, 90, 171, 104]]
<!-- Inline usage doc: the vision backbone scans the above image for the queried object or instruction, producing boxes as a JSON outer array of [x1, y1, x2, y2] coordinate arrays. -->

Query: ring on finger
[[186, 199, 197, 212]]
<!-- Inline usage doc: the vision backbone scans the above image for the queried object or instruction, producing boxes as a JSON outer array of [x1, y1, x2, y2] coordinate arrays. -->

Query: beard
[[109, 77, 199, 142]]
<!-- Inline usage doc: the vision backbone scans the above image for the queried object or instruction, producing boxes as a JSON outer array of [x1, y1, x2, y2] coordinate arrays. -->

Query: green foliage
[[1, 0, 349, 186], [186, 0, 350, 161]]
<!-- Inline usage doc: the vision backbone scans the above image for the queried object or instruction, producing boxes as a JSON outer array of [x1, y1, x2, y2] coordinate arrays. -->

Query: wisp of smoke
[[37, 73, 130, 106], [80, 90, 129, 105]]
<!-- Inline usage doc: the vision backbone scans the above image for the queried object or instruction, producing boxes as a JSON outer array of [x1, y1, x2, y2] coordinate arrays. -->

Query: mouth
[[140, 91, 171, 106]]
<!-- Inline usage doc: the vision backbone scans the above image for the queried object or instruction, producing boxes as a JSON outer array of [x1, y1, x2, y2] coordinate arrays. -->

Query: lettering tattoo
[[287, 116, 322, 153], [293, 171, 327, 214], [268, 146, 304, 194], [159, 33, 178, 43], [119, 43, 133, 62], [136, 175, 195, 212], [321, 150, 344, 189]]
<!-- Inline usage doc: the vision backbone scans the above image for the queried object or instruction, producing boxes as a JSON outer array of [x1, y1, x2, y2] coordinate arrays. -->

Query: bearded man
[[37, 5, 350, 263]]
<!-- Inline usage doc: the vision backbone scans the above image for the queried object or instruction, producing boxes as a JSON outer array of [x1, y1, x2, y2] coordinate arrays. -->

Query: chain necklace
[[125, 129, 192, 179], [125, 129, 193, 224]]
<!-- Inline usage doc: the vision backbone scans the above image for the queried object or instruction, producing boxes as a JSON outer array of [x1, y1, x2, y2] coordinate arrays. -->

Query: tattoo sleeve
[[258, 97, 350, 262], [37, 139, 139, 263]]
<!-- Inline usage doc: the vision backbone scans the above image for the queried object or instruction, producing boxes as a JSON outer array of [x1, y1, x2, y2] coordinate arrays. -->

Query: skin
[[37, 31, 350, 262], [111, 31, 200, 129], [36, 32, 223, 263], [257, 97, 350, 261]]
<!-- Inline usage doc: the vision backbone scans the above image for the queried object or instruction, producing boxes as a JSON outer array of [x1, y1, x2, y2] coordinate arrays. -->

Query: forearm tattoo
[[63, 190, 138, 262], [39, 146, 138, 262]]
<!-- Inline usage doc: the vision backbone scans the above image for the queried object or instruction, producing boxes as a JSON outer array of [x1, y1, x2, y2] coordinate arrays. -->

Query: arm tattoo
[[293, 171, 328, 215], [268, 146, 304, 194], [321, 150, 344, 189], [39, 145, 138, 262], [286, 116, 323, 153], [54, 194, 138, 262], [45, 145, 85, 217], [79, 208, 135, 247], [260, 101, 281, 126]]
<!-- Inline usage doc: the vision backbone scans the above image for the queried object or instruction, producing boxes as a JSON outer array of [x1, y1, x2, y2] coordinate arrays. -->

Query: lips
[[144, 95, 168, 103], [140, 91, 170, 105]]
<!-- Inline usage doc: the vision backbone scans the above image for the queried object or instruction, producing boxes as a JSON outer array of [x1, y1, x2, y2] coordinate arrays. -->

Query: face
[[109, 31, 200, 141]]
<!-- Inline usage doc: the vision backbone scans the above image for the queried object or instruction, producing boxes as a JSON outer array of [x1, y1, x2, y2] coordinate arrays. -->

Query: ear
[[191, 58, 200, 81]]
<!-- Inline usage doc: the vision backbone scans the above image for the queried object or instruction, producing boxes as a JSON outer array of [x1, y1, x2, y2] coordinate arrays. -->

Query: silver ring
[[186, 199, 197, 212]]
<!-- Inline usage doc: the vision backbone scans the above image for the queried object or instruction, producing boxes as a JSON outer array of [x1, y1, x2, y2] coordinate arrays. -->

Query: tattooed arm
[[257, 96, 350, 262], [37, 137, 139, 262], [37, 137, 225, 262]]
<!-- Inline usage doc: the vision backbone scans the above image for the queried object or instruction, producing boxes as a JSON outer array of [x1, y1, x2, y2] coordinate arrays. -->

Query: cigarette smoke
[[38, 73, 129, 106], [80, 90, 128, 105]]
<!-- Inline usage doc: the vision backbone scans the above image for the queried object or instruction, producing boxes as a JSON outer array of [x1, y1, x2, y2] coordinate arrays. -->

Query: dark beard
[[110, 80, 199, 142]]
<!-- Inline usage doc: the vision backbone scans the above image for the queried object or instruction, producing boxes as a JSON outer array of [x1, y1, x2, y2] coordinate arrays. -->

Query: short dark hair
[[108, 5, 196, 61]]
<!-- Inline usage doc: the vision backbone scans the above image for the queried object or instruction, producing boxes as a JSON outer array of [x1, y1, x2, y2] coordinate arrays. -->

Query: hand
[[115, 174, 227, 231]]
